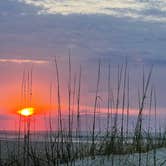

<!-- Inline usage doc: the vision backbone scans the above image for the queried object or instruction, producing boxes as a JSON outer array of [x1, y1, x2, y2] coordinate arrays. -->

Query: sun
[[18, 107, 35, 117]]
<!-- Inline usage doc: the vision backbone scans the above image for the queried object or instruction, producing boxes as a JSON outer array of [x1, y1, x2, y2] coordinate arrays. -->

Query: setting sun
[[18, 107, 35, 117]]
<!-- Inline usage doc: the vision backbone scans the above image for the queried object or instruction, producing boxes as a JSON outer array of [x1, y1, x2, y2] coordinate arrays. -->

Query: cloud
[[0, 58, 49, 64], [19, 0, 166, 22], [0, 0, 39, 16], [0, 114, 16, 120]]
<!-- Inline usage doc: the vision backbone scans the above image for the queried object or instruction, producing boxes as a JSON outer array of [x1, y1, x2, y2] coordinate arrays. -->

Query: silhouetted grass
[[0, 58, 166, 166]]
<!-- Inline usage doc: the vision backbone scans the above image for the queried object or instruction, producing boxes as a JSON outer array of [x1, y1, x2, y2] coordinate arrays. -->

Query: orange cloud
[[0, 58, 49, 64]]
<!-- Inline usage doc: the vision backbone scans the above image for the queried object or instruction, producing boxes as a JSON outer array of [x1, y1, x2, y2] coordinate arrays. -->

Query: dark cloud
[[0, 114, 16, 120], [0, 0, 39, 16], [144, 58, 166, 66]]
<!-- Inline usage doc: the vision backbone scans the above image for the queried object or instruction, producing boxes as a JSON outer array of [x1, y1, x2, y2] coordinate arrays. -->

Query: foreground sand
[[1, 139, 166, 166], [63, 148, 166, 166]]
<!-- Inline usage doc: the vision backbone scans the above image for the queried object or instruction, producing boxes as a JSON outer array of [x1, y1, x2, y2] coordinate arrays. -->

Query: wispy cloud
[[19, 0, 166, 22], [0, 58, 49, 64]]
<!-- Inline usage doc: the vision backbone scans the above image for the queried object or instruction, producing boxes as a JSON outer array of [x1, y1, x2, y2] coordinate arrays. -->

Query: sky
[[0, 0, 166, 130]]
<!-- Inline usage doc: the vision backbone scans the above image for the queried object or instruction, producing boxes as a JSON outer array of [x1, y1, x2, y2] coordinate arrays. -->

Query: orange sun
[[18, 107, 35, 117]]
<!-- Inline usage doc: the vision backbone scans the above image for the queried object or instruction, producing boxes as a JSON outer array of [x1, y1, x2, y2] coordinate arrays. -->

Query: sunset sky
[[0, 0, 166, 130]]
